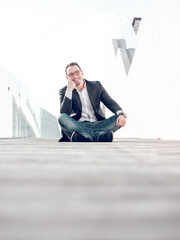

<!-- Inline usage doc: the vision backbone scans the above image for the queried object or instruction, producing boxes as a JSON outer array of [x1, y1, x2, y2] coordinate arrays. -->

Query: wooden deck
[[0, 137, 180, 240]]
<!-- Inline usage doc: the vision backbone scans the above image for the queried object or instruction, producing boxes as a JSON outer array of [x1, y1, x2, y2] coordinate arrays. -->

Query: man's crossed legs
[[58, 113, 121, 142]]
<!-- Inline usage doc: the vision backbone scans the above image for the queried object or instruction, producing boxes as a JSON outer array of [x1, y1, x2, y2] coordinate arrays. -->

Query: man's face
[[66, 65, 84, 86]]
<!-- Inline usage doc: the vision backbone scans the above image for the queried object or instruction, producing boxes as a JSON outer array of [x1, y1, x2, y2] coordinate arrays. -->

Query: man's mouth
[[73, 78, 80, 84]]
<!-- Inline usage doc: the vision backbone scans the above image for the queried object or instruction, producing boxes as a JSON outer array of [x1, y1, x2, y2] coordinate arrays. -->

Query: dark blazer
[[59, 79, 122, 141]]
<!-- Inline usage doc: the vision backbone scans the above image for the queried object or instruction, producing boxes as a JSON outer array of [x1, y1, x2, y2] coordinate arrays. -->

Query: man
[[58, 62, 127, 142]]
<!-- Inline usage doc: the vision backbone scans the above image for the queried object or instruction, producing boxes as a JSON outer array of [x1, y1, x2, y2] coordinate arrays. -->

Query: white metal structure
[[0, 64, 60, 138]]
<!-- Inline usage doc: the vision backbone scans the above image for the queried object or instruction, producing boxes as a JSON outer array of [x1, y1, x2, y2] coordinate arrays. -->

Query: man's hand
[[67, 79, 76, 92], [116, 115, 126, 127]]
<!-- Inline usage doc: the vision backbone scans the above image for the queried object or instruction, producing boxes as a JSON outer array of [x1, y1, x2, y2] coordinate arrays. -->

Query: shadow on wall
[[12, 96, 61, 138], [12, 96, 36, 137], [40, 108, 61, 138]]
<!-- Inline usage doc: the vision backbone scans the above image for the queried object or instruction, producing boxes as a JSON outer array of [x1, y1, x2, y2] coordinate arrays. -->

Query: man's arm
[[99, 82, 122, 113], [59, 90, 73, 115], [99, 82, 127, 127], [59, 79, 76, 114]]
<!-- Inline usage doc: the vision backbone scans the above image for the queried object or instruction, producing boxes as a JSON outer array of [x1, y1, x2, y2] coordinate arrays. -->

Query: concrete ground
[[0, 137, 180, 240]]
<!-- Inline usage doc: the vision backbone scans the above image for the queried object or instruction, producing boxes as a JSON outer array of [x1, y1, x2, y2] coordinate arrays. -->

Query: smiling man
[[58, 62, 127, 142]]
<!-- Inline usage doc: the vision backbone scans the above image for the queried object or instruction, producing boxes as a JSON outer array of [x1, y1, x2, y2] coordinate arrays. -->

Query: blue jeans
[[58, 113, 121, 142]]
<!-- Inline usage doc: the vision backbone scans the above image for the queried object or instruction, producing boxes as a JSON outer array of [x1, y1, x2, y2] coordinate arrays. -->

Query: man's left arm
[[99, 82, 127, 127]]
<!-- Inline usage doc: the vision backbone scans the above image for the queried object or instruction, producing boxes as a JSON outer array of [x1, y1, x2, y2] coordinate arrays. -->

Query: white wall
[[112, 0, 180, 140], [0, 65, 12, 137]]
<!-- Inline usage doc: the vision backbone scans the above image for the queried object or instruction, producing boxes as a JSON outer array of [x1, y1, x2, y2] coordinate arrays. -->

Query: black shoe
[[98, 131, 113, 142], [70, 131, 90, 142]]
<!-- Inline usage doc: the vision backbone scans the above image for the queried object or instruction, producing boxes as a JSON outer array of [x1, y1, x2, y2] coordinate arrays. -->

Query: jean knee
[[58, 113, 69, 125]]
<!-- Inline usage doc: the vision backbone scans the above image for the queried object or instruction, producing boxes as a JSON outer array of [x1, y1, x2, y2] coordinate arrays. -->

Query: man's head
[[65, 62, 84, 87], [65, 62, 82, 75]]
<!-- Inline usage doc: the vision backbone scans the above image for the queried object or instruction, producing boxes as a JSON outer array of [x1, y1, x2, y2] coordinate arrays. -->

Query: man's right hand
[[67, 79, 76, 92]]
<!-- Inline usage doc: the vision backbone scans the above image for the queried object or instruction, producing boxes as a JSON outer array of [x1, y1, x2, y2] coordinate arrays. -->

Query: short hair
[[65, 62, 82, 75]]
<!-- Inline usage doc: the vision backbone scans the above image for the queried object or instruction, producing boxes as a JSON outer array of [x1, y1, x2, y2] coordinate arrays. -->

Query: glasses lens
[[75, 70, 80, 75], [68, 70, 80, 78]]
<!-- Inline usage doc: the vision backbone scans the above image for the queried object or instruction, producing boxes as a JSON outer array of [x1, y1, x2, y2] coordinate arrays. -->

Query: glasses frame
[[67, 70, 81, 78]]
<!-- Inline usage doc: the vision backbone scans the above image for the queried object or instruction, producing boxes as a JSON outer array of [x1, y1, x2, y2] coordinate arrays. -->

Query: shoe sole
[[70, 131, 76, 142]]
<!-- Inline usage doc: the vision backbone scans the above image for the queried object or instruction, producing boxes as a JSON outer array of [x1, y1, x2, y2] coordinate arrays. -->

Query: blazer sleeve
[[59, 87, 73, 115], [99, 82, 123, 114]]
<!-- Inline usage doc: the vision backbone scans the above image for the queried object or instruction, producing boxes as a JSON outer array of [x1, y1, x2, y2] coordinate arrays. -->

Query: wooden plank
[[0, 138, 180, 240]]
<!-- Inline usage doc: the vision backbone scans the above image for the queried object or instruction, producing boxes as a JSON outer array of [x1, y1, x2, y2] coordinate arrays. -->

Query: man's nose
[[72, 74, 78, 79]]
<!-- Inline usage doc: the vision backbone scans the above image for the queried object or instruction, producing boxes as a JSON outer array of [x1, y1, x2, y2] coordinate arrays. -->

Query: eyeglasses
[[67, 70, 81, 78]]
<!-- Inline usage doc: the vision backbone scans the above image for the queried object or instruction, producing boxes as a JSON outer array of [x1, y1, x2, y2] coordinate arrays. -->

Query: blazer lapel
[[86, 80, 96, 110], [72, 89, 82, 111]]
